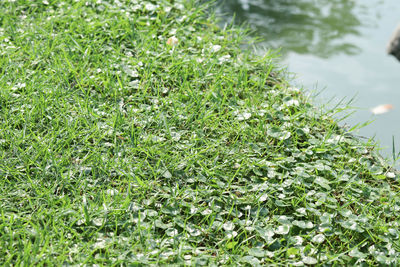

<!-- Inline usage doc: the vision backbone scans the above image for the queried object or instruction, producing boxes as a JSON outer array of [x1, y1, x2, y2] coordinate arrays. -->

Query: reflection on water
[[217, 0, 375, 58], [217, 0, 400, 162]]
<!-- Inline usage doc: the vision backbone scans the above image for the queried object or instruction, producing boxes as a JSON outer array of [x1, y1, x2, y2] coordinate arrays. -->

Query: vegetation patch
[[0, 0, 399, 265]]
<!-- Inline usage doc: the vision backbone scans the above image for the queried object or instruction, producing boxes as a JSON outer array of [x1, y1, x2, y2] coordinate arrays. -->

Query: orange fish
[[371, 104, 394, 115]]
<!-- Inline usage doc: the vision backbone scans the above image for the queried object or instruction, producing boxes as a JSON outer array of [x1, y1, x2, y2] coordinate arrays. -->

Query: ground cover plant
[[1, 0, 400, 265]]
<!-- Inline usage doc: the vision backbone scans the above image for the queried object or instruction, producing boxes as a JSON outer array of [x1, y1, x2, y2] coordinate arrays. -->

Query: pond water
[[217, 0, 400, 162]]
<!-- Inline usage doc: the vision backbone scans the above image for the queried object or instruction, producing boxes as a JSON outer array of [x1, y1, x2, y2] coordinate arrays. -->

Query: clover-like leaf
[[339, 209, 353, 217], [349, 248, 367, 259], [166, 228, 178, 237], [293, 220, 314, 229], [187, 225, 201, 236], [275, 225, 291, 235], [223, 221, 235, 231], [256, 227, 275, 242], [314, 177, 331, 190], [240, 256, 261, 266], [302, 256, 318, 265], [237, 111, 251, 121], [311, 234, 325, 244], [248, 247, 265, 258]]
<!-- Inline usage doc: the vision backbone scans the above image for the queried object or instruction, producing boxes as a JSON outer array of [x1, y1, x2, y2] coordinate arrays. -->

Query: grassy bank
[[1, 0, 399, 265]]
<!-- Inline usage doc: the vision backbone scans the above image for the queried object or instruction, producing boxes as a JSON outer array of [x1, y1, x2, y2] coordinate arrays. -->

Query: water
[[218, 0, 400, 161]]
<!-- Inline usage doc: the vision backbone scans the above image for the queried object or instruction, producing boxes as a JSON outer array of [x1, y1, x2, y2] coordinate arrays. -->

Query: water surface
[[218, 0, 400, 161]]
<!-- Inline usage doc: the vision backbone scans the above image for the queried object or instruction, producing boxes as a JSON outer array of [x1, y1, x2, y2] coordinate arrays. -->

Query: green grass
[[1, 0, 400, 265]]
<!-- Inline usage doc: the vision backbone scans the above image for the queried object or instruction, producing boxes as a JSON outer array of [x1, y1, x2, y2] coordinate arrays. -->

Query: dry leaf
[[371, 104, 393, 115], [166, 36, 179, 46]]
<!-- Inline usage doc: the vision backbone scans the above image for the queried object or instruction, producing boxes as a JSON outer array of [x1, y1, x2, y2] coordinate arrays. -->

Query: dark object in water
[[387, 24, 400, 61]]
